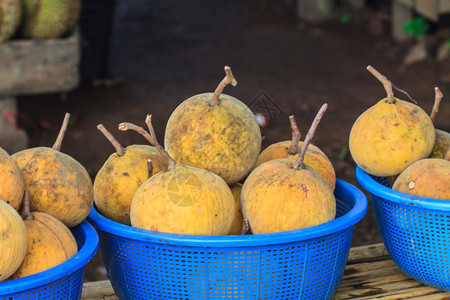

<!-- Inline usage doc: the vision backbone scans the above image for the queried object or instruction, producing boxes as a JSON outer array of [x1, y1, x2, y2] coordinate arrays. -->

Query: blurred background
[[1, 0, 449, 281]]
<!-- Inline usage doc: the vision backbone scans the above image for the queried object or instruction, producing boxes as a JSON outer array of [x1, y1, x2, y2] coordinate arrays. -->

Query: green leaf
[[403, 17, 430, 39]]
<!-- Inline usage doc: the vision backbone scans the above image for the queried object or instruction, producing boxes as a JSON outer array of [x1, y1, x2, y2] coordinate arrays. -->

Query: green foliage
[[340, 13, 352, 24], [403, 17, 430, 39]]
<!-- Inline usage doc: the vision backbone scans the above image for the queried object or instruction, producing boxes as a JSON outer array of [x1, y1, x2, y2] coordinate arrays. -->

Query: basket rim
[[87, 178, 368, 247], [356, 166, 450, 211], [0, 220, 99, 294]]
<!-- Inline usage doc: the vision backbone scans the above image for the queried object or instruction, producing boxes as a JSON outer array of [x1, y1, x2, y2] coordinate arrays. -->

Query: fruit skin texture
[[255, 141, 336, 190], [131, 163, 235, 235], [349, 98, 435, 177], [21, 0, 81, 39], [228, 183, 243, 235], [164, 93, 262, 185], [0, 200, 26, 281], [10, 212, 77, 279], [0, 147, 25, 210], [94, 145, 168, 225], [429, 129, 449, 159], [392, 158, 450, 200], [241, 158, 336, 234], [12, 147, 93, 227], [0, 0, 22, 43]]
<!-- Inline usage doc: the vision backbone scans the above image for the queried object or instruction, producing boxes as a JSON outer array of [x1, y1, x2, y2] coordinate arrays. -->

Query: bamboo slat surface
[[81, 243, 450, 300]]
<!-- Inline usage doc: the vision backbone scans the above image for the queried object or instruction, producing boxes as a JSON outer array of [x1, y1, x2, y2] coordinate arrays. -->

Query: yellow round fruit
[[0, 147, 24, 210], [164, 67, 261, 184], [0, 200, 26, 281]]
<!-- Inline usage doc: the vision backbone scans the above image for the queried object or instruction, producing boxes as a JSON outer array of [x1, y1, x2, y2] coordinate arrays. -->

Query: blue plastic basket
[[356, 166, 450, 292], [0, 220, 99, 300], [87, 179, 367, 300]]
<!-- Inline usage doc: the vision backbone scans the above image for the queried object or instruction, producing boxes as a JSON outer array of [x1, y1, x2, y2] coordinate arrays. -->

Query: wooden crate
[[0, 29, 80, 96]]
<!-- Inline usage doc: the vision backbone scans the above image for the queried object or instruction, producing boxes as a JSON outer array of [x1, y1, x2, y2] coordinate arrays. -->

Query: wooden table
[[81, 243, 450, 300]]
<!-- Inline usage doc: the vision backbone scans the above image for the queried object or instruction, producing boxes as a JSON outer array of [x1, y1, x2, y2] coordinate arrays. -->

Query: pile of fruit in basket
[[93, 66, 338, 236], [0, 0, 80, 43], [349, 66, 449, 200], [0, 113, 93, 281]]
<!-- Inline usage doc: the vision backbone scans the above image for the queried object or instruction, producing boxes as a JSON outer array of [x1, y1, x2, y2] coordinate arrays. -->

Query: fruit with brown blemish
[[164, 66, 262, 184], [11, 113, 93, 227], [119, 115, 235, 235], [428, 87, 450, 160], [349, 66, 435, 177], [392, 157, 450, 200], [93, 124, 167, 225], [255, 115, 336, 190], [10, 191, 77, 279], [0, 147, 24, 210], [241, 104, 336, 234], [0, 199, 26, 281]]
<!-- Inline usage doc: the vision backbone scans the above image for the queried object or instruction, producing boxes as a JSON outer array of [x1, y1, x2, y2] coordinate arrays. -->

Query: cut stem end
[[287, 115, 302, 155], [293, 103, 328, 171], [52, 113, 71, 151], [211, 66, 237, 106]]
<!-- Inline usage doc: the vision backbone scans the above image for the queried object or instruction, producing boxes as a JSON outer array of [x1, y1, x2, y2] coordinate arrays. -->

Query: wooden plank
[[395, 0, 414, 8], [347, 243, 389, 263], [297, 0, 335, 23], [0, 29, 80, 96], [82, 280, 116, 300], [438, 0, 450, 13], [392, 0, 414, 41], [416, 0, 439, 21]]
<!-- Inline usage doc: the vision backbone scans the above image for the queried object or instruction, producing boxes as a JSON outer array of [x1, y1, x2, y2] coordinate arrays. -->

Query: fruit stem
[[97, 124, 126, 156], [118, 117, 177, 170], [430, 87, 443, 123], [293, 104, 328, 171], [366, 66, 395, 104], [287, 115, 302, 155], [21, 190, 33, 221], [240, 219, 250, 235], [210, 66, 237, 106], [52, 113, 70, 151], [147, 159, 153, 179], [145, 114, 158, 142]]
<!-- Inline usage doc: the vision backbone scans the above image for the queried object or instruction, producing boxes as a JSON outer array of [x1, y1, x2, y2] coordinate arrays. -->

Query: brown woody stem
[[287, 115, 302, 155], [97, 124, 126, 156], [118, 119, 176, 170], [367, 66, 395, 104], [21, 190, 33, 221], [147, 159, 153, 179], [430, 87, 443, 123], [293, 104, 328, 171], [211, 66, 237, 106], [52, 113, 70, 151], [240, 219, 250, 235], [145, 114, 158, 142]]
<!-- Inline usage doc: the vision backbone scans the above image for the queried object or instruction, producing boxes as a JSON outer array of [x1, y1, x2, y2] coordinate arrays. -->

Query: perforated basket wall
[[0, 221, 99, 300], [356, 166, 450, 292], [87, 179, 367, 300]]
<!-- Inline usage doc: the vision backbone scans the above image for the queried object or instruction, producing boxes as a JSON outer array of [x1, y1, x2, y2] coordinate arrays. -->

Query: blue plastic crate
[[0, 220, 99, 300], [356, 166, 450, 292], [87, 179, 367, 300]]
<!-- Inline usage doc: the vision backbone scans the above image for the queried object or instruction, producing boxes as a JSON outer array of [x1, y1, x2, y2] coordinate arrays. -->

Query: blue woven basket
[[87, 179, 367, 300], [356, 166, 450, 292], [0, 220, 99, 300]]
